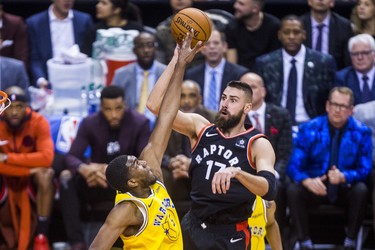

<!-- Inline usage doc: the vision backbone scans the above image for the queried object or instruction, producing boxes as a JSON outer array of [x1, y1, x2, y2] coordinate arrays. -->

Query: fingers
[[211, 171, 232, 194]]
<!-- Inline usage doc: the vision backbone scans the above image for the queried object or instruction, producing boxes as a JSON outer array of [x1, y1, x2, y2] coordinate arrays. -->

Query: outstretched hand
[[176, 29, 204, 65]]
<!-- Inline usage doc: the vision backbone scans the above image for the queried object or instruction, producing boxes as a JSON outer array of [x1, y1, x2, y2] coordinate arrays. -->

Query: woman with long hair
[[351, 0, 375, 37]]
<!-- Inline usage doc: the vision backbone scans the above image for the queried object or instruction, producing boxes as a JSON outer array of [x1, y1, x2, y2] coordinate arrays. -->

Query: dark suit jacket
[[246, 103, 293, 179], [184, 60, 249, 102], [0, 56, 30, 90], [0, 12, 28, 68], [335, 66, 375, 105], [300, 12, 353, 70], [255, 47, 336, 120], [26, 10, 93, 85]]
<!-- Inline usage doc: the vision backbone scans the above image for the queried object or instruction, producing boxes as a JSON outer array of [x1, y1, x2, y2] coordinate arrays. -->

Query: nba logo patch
[[56, 116, 82, 153], [235, 138, 246, 148]]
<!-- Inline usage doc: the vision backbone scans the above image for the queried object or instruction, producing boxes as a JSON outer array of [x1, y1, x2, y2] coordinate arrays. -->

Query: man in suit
[[287, 87, 372, 250], [255, 15, 336, 125], [335, 34, 375, 105], [0, 3, 28, 67], [112, 32, 166, 127], [185, 29, 249, 112], [225, 0, 281, 71], [0, 56, 29, 90], [240, 72, 293, 247], [162, 79, 216, 220], [300, 0, 353, 69], [26, 0, 93, 87]]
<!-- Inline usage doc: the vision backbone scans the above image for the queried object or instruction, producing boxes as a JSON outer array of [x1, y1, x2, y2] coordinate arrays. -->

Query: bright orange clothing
[[0, 107, 54, 176], [0, 107, 54, 250]]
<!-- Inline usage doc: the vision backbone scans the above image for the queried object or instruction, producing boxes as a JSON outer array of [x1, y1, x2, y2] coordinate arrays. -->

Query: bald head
[[239, 73, 266, 110], [181, 80, 202, 112]]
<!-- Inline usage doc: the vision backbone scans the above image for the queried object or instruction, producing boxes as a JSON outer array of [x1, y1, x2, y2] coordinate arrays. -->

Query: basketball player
[[249, 198, 282, 250], [89, 31, 203, 249], [147, 49, 277, 250]]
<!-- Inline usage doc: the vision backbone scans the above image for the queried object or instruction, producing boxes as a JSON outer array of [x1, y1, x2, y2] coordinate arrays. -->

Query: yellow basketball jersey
[[114, 181, 183, 250], [248, 196, 267, 250]]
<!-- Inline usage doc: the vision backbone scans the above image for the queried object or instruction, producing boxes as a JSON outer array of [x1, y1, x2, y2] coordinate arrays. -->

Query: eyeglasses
[[350, 50, 373, 57], [329, 101, 351, 111]]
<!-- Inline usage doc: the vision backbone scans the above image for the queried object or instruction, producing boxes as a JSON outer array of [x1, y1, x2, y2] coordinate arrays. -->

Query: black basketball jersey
[[189, 124, 266, 224]]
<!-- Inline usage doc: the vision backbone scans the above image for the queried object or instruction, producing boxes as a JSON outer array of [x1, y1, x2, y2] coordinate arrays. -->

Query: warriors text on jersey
[[114, 181, 183, 249], [189, 124, 266, 223], [248, 196, 267, 250]]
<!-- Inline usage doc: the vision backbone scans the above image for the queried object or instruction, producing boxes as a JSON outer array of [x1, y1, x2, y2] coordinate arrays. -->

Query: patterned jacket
[[287, 115, 372, 184], [255, 47, 336, 120]]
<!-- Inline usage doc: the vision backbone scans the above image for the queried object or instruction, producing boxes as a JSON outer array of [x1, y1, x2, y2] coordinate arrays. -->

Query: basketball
[[170, 7, 212, 48]]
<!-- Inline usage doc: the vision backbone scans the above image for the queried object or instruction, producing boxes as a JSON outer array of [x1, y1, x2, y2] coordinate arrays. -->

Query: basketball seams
[[170, 7, 212, 46]]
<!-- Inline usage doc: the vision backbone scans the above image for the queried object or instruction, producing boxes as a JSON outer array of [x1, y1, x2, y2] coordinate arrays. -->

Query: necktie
[[252, 113, 262, 132], [137, 71, 149, 113], [362, 75, 371, 103], [286, 58, 297, 124], [327, 129, 340, 203], [315, 24, 324, 52], [207, 70, 218, 111]]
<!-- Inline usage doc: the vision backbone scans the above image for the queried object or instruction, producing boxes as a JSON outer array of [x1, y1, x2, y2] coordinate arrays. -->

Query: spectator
[[26, 0, 93, 87], [155, 0, 193, 64], [300, 0, 353, 69], [185, 29, 249, 112], [225, 0, 281, 71], [336, 34, 375, 105], [287, 87, 372, 250], [0, 56, 29, 90], [351, 0, 375, 37], [82, 0, 144, 57], [162, 79, 216, 220], [112, 32, 166, 127], [255, 15, 336, 125], [59, 85, 150, 249], [0, 86, 54, 250], [353, 100, 375, 240], [147, 45, 277, 250], [240, 72, 292, 245], [0, 3, 28, 67]]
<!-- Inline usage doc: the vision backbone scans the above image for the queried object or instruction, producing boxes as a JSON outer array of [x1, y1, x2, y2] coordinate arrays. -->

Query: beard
[[215, 108, 243, 133]]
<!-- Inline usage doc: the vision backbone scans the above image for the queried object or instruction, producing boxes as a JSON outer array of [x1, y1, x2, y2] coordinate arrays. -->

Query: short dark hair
[[226, 80, 253, 102], [100, 85, 124, 101], [106, 155, 134, 193], [280, 15, 305, 30]]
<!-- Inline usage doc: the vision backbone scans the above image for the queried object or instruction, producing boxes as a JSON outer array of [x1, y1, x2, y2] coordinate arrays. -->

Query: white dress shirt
[[248, 102, 266, 132], [282, 45, 310, 123], [311, 15, 330, 55], [203, 58, 226, 108]]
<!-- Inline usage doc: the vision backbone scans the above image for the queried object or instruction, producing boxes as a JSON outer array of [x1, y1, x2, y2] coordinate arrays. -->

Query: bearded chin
[[215, 109, 243, 132]]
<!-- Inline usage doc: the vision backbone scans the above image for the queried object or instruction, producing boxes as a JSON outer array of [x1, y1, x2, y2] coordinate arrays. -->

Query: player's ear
[[127, 178, 138, 188]]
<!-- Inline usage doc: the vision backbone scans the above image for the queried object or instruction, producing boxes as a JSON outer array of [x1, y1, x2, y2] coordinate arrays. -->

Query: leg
[[32, 168, 55, 235], [346, 182, 368, 239], [286, 182, 311, 242], [59, 170, 86, 246]]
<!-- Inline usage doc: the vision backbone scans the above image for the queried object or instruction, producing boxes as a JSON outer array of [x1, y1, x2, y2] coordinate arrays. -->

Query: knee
[[34, 168, 54, 191]]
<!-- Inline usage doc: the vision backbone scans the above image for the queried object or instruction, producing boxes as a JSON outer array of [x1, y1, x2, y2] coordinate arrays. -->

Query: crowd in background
[[0, 0, 374, 249]]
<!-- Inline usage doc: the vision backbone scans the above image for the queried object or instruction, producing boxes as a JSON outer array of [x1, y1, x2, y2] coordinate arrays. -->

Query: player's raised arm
[[141, 30, 203, 180]]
